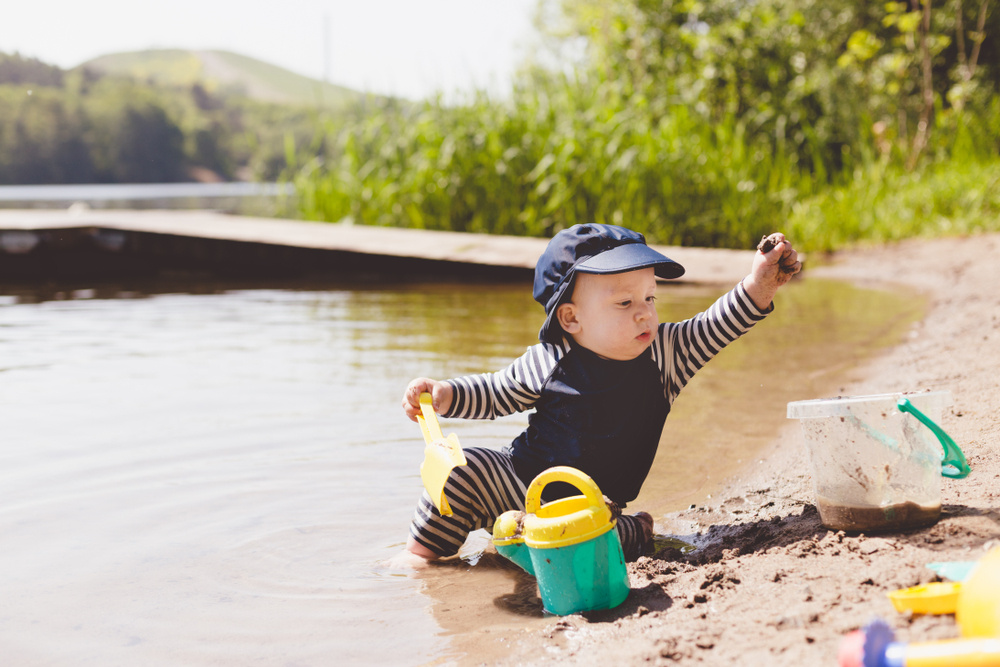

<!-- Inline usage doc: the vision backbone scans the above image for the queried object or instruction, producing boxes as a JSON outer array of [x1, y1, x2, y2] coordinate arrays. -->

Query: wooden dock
[[0, 209, 755, 284]]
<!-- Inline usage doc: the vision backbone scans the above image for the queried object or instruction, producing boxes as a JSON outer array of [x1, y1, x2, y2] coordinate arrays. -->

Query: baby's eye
[[618, 300, 632, 308], [646, 295, 657, 304]]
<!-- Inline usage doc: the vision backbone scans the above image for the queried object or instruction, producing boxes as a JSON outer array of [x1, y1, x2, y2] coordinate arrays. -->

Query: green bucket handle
[[897, 397, 971, 479]]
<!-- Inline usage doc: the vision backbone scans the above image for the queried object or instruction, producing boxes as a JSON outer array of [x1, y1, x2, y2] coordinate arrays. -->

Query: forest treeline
[[292, 0, 999, 251], [0, 51, 347, 185]]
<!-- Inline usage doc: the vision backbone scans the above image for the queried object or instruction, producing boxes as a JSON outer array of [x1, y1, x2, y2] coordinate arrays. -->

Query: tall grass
[[292, 73, 999, 252], [294, 74, 823, 248], [787, 159, 1000, 252], [787, 99, 1000, 252]]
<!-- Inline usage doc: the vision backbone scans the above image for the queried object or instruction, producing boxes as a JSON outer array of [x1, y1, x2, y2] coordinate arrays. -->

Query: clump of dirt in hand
[[757, 233, 783, 254], [757, 233, 797, 274]]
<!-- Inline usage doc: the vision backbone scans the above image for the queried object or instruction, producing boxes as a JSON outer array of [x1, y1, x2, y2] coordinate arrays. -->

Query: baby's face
[[557, 267, 659, 360]]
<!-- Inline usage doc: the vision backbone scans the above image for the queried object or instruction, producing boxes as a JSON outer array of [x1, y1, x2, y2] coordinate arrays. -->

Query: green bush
[[292, 0, 999, 251]]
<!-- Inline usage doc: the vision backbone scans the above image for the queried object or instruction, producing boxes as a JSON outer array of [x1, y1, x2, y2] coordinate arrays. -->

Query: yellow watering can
[[492, 466, 630, 615], [416, 392, 467, 516]]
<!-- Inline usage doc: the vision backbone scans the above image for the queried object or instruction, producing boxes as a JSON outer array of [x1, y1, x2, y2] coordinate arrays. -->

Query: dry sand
[[489, 232, 1000, 666]]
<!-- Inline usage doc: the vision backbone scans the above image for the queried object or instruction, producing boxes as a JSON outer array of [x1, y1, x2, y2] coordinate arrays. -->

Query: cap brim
[[537, 244, 686, 343], [575, 242, 685, 279]]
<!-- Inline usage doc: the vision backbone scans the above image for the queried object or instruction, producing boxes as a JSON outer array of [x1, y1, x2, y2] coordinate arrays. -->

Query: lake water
[[0, 182, 295, 217], [0, 275, 921, 665]]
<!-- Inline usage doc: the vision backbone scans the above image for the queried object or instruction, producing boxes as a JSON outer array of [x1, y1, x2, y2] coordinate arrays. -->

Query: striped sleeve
[[651, 281, 772, 405], [444, 340, 568, 420]]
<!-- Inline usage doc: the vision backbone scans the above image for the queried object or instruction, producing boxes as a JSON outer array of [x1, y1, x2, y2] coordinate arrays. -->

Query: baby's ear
[[556, 302, 581, 333]]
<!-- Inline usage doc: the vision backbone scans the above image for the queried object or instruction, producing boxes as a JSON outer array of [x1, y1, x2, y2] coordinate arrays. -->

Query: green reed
[[292, 72, 998, 253]]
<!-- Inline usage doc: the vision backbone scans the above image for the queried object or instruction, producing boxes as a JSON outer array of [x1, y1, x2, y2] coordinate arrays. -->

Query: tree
[[0, 52, 63, 87], [542, 0, 997, 172], [111, 104, 187, 182], [838, 0, 997, 167]]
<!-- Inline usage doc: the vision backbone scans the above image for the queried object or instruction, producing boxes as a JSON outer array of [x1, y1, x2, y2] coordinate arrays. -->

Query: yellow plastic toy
[[957, 546, 1000, 638], [842, 547, 1000, 666], [888, 582, 962, 615], [416, 392, 466, 517]]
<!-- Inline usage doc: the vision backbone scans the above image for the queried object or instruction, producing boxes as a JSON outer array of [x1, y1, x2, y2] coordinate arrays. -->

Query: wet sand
[[814, 498, 941, 534], [465, 232, 1000, 665]]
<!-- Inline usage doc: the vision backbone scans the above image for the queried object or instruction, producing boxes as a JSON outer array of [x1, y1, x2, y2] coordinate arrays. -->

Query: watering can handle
[[897, 398, 971, 479], [524, 466, 605, 515]]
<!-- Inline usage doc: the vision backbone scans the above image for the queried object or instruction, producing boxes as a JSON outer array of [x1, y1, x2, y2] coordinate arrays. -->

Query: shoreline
[[0, 209, 753, 285], [490, 233, 1000, 665]]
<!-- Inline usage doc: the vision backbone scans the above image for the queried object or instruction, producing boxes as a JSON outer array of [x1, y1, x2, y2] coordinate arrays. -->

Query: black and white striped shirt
[[444, 282, 771, 420]]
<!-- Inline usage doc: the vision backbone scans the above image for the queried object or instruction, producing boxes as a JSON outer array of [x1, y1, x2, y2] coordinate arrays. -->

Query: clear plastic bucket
[[787, 391, 950, 533]]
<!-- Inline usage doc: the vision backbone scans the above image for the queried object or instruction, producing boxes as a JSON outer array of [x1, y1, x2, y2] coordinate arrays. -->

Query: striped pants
[[409, 447, 650, 562]]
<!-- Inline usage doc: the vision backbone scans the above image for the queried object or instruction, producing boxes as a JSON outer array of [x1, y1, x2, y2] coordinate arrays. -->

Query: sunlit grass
[[787, 159, 1000, 252], [291, 73, 999, 253]]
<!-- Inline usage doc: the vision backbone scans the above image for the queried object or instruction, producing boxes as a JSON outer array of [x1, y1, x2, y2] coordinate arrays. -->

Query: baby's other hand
[[401, 378, 453, 422]]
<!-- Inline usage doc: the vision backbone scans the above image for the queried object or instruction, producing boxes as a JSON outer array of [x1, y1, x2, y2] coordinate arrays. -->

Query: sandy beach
[[485, 232, 1000, 665]]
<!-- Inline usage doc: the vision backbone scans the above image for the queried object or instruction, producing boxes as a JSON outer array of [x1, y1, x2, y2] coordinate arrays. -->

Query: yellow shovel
[[417, 392, 467, 517]]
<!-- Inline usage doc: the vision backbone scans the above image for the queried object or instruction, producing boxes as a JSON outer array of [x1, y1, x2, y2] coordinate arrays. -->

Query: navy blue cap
[[533, 224, 685, 343]]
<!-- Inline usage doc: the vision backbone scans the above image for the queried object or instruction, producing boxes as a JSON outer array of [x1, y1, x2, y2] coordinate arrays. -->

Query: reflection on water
[[0, 182, 295, 217], [0, 274, 922, 665]]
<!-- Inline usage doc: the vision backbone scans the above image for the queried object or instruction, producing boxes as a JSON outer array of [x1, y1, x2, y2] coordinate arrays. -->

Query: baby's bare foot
[[379, 549, 435, 571]]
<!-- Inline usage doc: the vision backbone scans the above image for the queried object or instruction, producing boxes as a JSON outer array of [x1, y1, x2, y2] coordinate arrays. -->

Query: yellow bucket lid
[[522, 467, 614, 549], [887, 581, 962, 615]]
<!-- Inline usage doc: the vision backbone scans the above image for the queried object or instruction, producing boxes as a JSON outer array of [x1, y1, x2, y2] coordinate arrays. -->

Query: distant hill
[[79, 49, 370, 107]]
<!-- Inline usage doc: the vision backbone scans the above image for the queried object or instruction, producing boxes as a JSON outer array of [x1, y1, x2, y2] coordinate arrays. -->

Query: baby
[[399, 223, 800, 566]]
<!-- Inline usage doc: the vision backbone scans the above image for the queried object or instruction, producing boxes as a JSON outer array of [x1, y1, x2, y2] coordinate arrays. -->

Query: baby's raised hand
[[742, 232, 801, 310], [754, 232, 801, 286]]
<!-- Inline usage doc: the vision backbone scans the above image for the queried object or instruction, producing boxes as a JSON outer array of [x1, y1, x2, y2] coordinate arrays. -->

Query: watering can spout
[[493, 510, 535, 575]]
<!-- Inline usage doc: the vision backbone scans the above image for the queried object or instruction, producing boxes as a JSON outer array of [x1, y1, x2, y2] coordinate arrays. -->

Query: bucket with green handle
[[787, 391, 970, 533], [492, 466, 630, 615]]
